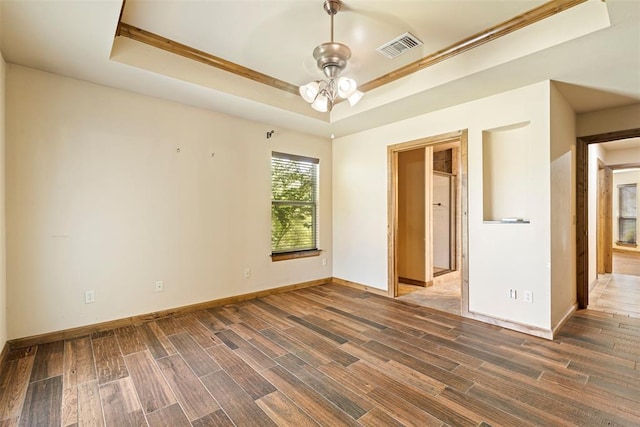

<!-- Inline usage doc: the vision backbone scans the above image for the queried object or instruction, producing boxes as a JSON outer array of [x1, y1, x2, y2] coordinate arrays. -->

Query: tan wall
[[0, 51, 6, 350], [6, 65, 332, 339], [333, 81, 553, 331], [577, 103, 640, 137], [550, 83, 577, 329], [606, 148, 640, 166]]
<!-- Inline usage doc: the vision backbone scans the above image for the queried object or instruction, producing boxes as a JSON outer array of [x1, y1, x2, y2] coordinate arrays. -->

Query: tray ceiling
[[1, 0, 639, 137]]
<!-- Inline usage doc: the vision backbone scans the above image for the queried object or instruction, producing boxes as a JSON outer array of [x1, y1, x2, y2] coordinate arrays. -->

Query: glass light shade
[[337, 77, 357, 98], [299, 82, 320, 103], [311, 93, 330, 112], [347, 90, 364, 106]]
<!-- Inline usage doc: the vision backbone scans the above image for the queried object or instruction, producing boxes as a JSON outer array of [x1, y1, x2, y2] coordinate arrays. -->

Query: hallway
[[590, 251, 640, 318], [590, 274, 640, 318]]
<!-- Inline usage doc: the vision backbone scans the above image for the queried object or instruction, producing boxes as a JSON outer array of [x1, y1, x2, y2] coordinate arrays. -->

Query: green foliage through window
[[271, 152, 319, 253]]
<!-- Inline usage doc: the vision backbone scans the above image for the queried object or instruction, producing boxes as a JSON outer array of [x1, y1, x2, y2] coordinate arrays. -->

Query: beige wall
[[577, 103, 640, 137], [606, 148, 640, 166], [334, 81, 554, 332], [550, 83, 577, 329], [4, 61, 633, 343], [613, 170, 640, 252], [6, 65, 332, 339], [0, 51, 6, 350]]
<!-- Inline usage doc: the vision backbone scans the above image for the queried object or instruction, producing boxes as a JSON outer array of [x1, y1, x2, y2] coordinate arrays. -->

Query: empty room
[[0, 0, 639, 426]]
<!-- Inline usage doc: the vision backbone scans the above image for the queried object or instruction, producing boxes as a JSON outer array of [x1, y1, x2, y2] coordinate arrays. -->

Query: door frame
[[576, 127, 640, 308], [596, 160, 613, 275], [388, 130, 469, 314]]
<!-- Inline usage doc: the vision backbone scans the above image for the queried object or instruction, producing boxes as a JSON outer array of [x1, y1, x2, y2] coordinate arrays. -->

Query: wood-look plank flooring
[[590, 251, 640, 318], [590, 273, 640, 318], [613, 250, 640, 276], [1, 284, 639, 426], [398, 274, 461, 315]]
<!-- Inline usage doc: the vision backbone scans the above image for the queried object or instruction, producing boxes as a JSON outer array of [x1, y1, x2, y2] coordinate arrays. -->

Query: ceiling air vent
[[377, 32, 423, 59]]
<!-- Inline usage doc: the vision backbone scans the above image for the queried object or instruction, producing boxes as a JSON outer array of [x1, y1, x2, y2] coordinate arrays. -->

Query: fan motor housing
[[313, 42, 351, 78], [323, 0, 341, 15]]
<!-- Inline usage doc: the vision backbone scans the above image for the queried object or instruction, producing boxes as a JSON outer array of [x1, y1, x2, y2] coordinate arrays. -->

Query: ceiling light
[[300, 82, 320, 103], [312, 91, 330, 112], [347, 90, 364, 106], [337, 77, 357, 98], [299, 0, 364, 113]]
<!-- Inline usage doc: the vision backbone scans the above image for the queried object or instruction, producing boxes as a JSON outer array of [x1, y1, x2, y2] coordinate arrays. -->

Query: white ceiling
[[121, 0, 547, 86], [1, 0, 639, 138]]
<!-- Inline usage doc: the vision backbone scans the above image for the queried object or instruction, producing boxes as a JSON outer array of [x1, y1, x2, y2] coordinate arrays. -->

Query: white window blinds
[[618, 183, 637, 244], [271, 152, 319, 253]]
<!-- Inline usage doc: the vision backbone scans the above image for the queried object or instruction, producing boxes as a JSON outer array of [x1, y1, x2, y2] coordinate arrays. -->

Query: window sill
[[271, 249, 322, 262], [616, 242, 638, 248]]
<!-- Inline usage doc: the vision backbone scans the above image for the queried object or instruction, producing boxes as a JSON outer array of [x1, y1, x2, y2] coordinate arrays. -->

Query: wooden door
[[597, 163, 613, 274], [397, 148, 426, 285]]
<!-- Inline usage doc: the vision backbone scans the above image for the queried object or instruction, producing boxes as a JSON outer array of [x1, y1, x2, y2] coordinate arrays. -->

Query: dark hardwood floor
[[1, 284, 639, 426]]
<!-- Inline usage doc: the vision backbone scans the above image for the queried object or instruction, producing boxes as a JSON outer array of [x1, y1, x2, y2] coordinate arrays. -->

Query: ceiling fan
[[299, 0, 364, 113]]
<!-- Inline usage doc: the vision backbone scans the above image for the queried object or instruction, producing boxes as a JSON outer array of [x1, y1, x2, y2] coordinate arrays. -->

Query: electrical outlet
[[322, 258, 327, 266], [155, 281, 164, 292], [85, 290, 95, 304], [509, 289, 517, 300], [243, 268, 251, 278], [524, 290, 533, 303]]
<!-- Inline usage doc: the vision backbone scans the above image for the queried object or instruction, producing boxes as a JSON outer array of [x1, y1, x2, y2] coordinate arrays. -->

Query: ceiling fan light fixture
[[347, 90, 364, 107], [300, 0, 363, 113], [300, 81, 320, 103], [337, 77, 357, 98], [311, 91, 331, 112]]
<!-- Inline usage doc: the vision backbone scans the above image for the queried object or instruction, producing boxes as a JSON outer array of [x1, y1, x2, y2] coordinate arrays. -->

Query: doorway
[[576, 128, 640, 309], [591, 150, 640, 317], [388, 130, 468, 315]]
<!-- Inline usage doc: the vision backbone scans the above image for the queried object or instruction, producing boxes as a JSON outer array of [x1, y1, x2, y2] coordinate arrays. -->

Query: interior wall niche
[[482, 121, 531, 223]]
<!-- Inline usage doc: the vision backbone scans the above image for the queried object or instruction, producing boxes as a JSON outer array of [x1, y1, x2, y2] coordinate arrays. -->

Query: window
[[618, 183, 637, 245], [271, 152, 319, 259]]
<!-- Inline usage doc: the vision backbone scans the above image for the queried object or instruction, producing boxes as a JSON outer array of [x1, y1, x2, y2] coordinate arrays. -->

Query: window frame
[[617, 183, 637, 246], [270, 152, 321, 261]]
